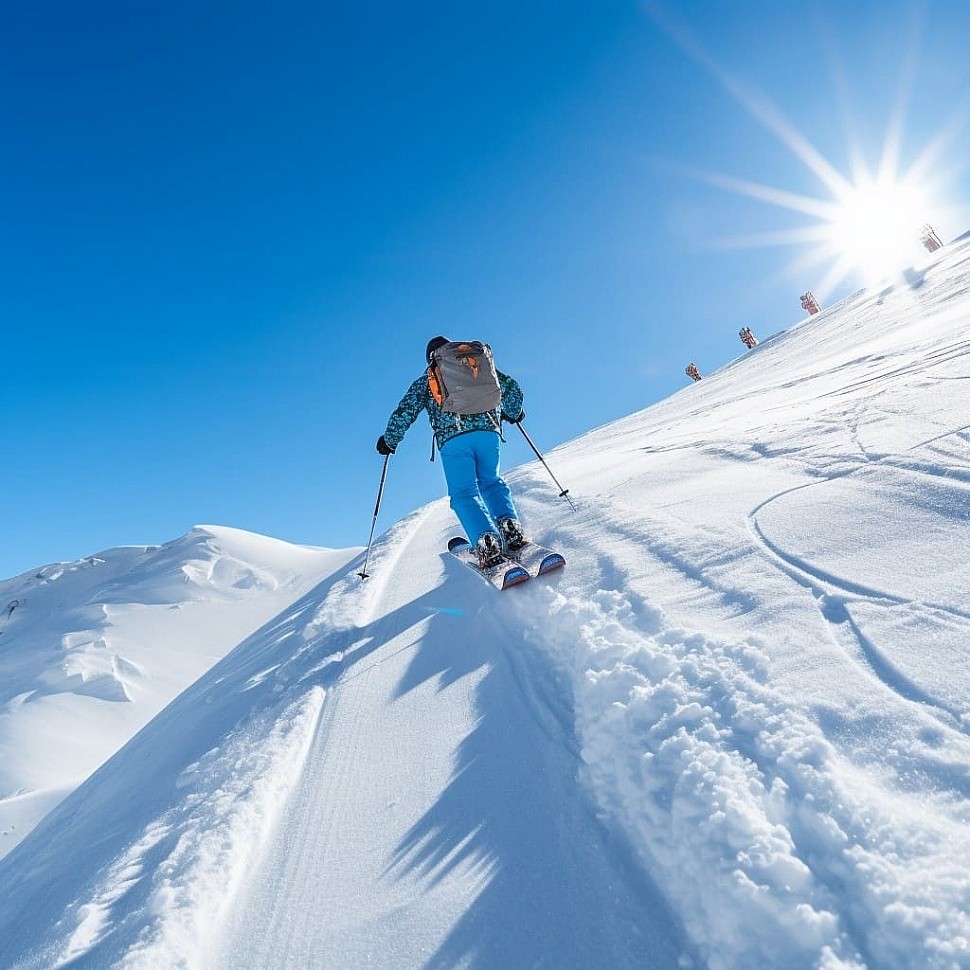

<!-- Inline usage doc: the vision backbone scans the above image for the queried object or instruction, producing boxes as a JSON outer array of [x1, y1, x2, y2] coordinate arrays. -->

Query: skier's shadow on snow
[[362, 561, 689, 970], [0, 557, 687, 970]]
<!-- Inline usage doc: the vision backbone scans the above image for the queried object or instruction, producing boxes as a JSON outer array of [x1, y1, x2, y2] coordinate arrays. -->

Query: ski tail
[[507, 540, 565, 578]]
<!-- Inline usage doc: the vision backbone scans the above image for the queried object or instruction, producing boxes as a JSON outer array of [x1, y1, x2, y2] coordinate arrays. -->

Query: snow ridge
[[0, 527, 350, 863]]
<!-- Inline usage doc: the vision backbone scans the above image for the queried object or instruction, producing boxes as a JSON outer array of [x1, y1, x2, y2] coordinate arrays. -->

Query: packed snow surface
[[1, 240, 969, 969]]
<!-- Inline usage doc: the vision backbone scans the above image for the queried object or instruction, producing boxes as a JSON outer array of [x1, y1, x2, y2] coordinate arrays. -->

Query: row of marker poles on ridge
[[685, 222, 947, 382]]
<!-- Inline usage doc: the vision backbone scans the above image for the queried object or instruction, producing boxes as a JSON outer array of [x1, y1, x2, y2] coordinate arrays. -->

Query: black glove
[[501, 409, 524, 424], [376, 435, 395, 456]]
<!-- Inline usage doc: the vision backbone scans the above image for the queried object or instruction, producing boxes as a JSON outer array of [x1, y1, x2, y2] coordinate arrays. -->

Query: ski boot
[[497, 517, 526, 552], [476, 531, 504, 569]]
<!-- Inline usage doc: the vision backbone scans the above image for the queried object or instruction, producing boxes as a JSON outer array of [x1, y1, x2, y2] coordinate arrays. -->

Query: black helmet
[[426, 335, 450, 363]]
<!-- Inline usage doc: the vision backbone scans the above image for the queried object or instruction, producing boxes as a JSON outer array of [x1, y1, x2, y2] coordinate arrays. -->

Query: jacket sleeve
[[384, 375, 430, 450], [498, 372, 523, 420]]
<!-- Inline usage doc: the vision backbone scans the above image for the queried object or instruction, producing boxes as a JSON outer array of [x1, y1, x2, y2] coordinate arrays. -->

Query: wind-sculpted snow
[[0, 560, 357, 969], [1, 241, 970, 968], [0, 526, 347, 859]]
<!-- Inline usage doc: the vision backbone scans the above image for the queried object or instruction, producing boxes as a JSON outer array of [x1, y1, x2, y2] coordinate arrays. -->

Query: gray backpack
[[428, 341, 502, 414]]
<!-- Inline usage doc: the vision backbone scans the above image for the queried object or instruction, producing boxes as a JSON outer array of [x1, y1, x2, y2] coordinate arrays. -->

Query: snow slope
[[1, 240, 969, 969], [0, 526, 354, 859]]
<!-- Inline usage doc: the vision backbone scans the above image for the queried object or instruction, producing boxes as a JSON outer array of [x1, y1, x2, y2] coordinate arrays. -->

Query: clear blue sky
[[3, 0, 969, 578]]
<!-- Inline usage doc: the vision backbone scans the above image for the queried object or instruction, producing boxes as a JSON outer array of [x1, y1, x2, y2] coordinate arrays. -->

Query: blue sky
[[3, 0, 969, 578]]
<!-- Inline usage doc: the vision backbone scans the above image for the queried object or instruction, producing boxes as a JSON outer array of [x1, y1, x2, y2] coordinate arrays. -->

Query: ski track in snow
[[52, 689, 326, 970], [749, 469, 970, 729], [210, 508, 687, 970], [508, 493, 970, 970], [515, 507, 870, 967]]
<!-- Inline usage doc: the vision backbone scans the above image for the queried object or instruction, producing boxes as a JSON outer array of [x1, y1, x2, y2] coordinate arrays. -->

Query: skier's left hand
[[501, 409, 524, 424]]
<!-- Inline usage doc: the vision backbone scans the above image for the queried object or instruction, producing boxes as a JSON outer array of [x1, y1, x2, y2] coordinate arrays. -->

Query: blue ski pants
[[439, 431, 517, 545]]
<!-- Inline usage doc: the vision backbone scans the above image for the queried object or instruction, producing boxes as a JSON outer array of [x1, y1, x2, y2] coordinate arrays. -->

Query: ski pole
[[358, 454, 390, 579], [515, 421, 577, 511]]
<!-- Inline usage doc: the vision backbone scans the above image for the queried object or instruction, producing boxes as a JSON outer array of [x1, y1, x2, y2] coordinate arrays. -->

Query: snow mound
[[0, 526, 355, 861]]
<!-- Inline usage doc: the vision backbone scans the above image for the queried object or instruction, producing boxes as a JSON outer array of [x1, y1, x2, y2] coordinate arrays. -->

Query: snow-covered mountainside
[[1, 239, 968, 969], [0, 526, 354, 860]]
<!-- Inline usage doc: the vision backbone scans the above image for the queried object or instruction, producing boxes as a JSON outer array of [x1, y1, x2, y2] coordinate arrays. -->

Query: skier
[[376, 336, 526, 568]]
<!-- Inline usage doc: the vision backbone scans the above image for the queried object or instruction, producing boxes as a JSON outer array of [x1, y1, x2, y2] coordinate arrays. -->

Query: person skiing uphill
[[376, 336, 526, 569]]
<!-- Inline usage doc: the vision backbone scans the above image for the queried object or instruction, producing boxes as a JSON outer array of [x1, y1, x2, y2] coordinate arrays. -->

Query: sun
[[644, 4, 958, 301], [694, 159, 943, 298], [825, 176, 932, 287], [693, 144, 947, 301]]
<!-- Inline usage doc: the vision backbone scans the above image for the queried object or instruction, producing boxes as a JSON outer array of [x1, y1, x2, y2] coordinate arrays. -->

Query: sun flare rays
[[646, 2, 963, 300]]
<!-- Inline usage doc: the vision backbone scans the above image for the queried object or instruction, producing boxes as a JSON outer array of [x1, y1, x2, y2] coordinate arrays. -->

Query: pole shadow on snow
[[377, 576, 689, 970]]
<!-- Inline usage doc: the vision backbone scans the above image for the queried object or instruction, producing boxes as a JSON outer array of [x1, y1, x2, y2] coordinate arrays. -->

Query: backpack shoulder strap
[[427, 362, 444, 405]]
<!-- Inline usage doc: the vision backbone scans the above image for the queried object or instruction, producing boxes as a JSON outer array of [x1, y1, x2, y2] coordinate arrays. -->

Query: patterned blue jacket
[[384, 370, 524, 451]]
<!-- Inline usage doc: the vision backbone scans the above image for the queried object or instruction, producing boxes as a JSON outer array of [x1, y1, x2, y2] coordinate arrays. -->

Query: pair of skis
[[447, 536, 565, 591]]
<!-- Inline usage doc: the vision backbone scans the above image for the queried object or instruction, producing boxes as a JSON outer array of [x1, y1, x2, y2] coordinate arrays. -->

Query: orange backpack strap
[[428, 363, 444, 405]]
